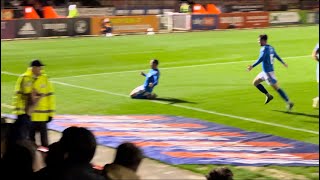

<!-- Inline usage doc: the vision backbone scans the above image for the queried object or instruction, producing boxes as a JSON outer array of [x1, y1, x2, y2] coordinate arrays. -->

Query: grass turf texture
[[1, 26, 319, 179]]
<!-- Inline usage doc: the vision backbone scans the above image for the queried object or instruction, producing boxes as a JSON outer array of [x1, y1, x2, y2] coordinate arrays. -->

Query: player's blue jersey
[[252, 45, 285, 73], [143, 69, 160, 92]]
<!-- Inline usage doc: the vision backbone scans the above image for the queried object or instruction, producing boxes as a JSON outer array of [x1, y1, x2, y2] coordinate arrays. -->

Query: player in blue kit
[[130, 59, 160, 99], [247, 34, 294, 111], [312, 43, 319, 83], [312, 42, 319, 108]]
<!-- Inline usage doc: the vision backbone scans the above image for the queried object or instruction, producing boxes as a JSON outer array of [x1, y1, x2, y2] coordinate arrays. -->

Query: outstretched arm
[[274, 51, 288, 67], [252, 50, 265, 68], [140, 72, 146, 76], [248, 50, 265, 71]]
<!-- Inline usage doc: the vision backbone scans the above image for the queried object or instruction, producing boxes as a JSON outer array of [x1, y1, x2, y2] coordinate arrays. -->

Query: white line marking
[[1, 71, 20, 76], [50, 55, 310, 80], [171, 104, 319, 135], [1, 103, 14, 109], [52, 81, 128, 98], [2, 70, 318, 135]]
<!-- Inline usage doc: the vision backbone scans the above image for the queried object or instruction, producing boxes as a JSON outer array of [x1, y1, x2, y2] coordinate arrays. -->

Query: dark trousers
[[30, 121, 48, 147], [14, 114, 32, 141], [102, 27, 112, 34]]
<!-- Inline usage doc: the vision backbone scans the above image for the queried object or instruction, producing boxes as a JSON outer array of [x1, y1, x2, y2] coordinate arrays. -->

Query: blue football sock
[[277, 88, 289, 102]]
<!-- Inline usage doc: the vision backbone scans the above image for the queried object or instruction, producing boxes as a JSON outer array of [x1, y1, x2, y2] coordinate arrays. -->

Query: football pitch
[[1, 25, 319, 179]]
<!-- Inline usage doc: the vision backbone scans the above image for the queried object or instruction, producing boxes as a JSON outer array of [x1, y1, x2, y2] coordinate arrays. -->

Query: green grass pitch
[[1, 25, 319, 179]]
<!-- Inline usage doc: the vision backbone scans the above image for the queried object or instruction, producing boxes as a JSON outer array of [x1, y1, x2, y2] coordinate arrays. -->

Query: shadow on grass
[[272, 110, 319, 119], [152, 97, 197, 105], [133, 97, 196, 104]]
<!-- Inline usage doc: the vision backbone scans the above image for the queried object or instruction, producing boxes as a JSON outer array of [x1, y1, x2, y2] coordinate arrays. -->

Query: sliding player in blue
[[130, 59, 160, 99], [247, 34, 294, 111]]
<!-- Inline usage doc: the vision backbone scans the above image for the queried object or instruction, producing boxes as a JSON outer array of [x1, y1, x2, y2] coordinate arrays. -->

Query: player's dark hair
[[46, 142, 64, 167], [152, 59, 159, 65], [259, 34, 268, 41]]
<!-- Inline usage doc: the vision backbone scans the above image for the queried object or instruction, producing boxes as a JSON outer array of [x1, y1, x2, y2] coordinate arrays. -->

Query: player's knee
[[271, 82, 279, 90], [130, 94, 136, 98], [148, 93, 157, 99], [130, 90, 137, 96], [272, 85, 279, 91], [130, 92, 136, 98], [253, 78, 264, 86]]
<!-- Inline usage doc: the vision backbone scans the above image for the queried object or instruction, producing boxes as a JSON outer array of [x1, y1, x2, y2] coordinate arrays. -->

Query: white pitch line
[[171, 104, 319, 135], [2, 70, 318, 135], [52, 81, 128, 98], [1, 103, 14, 109], [50, 55, 310, 80], [1, 71, 20, 76]]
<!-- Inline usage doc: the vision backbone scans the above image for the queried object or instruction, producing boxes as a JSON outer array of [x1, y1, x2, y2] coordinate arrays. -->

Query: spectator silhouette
[[103, 142, 143, 180], [59, 126, 105, 180], [1, 119, 41, 177], [1, 142, 35, 180], [1, 122, 12, 158], [33, 141, 65, 180], [206, 167, 233, 180]]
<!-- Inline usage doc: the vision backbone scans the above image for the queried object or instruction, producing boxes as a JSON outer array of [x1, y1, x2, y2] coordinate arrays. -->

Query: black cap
[[30, 60, 45, 67]]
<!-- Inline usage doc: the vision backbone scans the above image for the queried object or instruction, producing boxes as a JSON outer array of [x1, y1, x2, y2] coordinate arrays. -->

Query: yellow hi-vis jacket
[[180, 3, 190, 13], [67, 5, 79, 18], [13, 68, 55, 122], [13, 68, 33, 115]]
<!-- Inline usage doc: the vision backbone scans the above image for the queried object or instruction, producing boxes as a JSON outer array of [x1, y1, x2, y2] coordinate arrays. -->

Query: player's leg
[[270, 81, 294, 111], [130, 86, 156, 99], [267, 73, 289, 102], [313, 97, 319, 108], [313, 63, 319, 108], [317, 62, 319, 85], [101, 29, 107, 36], [147, 93, 157, 99], [253, 72, 273, 104], [144, 87, 157, 99], [105, 27, 113, 37], [134, 91, 156, 99], [130, 85, 145, 98]]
